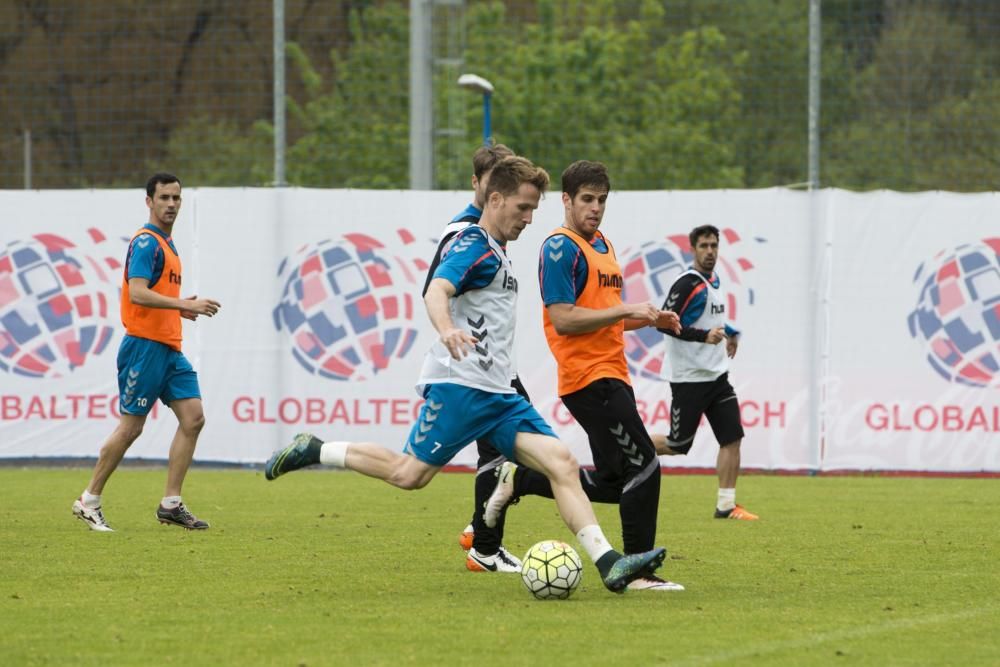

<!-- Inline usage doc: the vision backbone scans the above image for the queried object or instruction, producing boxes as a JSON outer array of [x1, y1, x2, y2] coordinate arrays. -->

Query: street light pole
[[457, 73, 495, 145]]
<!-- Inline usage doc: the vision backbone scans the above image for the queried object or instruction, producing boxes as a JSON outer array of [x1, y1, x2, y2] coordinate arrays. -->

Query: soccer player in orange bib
[[483, 161, 685, 591], [72, 173, 221, 532]]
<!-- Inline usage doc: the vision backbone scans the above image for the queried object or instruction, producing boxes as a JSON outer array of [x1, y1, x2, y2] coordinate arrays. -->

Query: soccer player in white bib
[[652, 224, 758, 520], [265, 156, 667, 592]]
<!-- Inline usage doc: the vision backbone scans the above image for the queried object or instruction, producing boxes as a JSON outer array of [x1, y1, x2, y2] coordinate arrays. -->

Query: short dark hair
[[146, 172, 181, 197], [484, 156, 550, 199], [560, 160, 611, 200], [472, 144, 514, 179], [689, 224, 720, 248]]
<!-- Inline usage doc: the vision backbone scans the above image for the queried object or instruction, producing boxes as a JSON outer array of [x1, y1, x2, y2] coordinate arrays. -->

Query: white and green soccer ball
[[520, 540, 583, 600]]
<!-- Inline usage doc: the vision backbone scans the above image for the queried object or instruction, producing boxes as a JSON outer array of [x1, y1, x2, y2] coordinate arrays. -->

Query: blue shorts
[[117, 335, 201, 416], [403, 383, 556, 467]]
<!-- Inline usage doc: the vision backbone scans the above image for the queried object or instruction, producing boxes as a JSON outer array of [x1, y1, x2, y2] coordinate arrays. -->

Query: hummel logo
[[129, 369, 139, 379], [550, 237, 565, 248], [548, 251, 563, 262], [137, 237, 151, 248], [666, 294, 679, 309], [467, 315, 485, 329]]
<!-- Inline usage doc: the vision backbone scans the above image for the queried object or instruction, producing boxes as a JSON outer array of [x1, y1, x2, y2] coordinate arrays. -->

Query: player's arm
[[658, 274, 710, 342], [127, 279, 221, 318], [548, 301, 660, 335], [539, 236, 659, 335], [424, 278, 475, 360]]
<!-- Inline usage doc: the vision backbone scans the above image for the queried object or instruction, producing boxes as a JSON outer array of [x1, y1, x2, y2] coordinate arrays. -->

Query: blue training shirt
[[125, 224, 179, 288], [538, 232, 609, 305], [432, 225, 504, 295]]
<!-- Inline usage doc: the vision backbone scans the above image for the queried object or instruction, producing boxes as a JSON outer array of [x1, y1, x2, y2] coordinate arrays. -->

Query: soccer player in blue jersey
[[651, 224, 758, 520], [482, 160, 685, 591], [423, 143, 526, 574], [72, 173, 222, 532], [265, 156, 668, 592]]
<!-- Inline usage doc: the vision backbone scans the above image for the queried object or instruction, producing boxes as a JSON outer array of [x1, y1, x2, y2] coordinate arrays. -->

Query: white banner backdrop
[[1, 188, 996, 472]]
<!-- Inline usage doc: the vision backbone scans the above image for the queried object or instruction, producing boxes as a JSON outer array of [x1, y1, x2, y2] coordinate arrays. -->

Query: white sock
[[575, 524, 614, 564], [81, 490, 101, 509], [161, 495, 182, 509], [717, 488, 736, 512], [319, 441, 350, 468]]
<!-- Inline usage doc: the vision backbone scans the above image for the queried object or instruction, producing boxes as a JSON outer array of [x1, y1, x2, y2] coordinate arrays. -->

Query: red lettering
[[891, 404, 911, 431], [649, 400, 672, 425], [635, 400, 648, 423], [233, 396, 254, 422], [306, 399, 326, 424], [371, 398, 388, 423], [258, 397, 276, 424], [865, 404, 887, 430], [47, 396, 66, 419], [914, 405, 938, 431], [278, 398, 301, 424], [2, 396, 22, 420], [352, 399, 371, 425], [941, 406, 963, 431], [966, 406, 987, 431], [25, 396, 45, 419], [67, 394, 85, 418], [743, 400, 760, 428], [329, 399, 349, 424], [763, 402, 786, 428]]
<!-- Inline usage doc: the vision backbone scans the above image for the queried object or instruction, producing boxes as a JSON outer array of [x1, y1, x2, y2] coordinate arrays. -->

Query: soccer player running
[[424, 143, 526, 574], [650, 224, 758, 521], [483, 160, 684, 591], [265, 156, 667, 593], [72, 173, 222, 532]]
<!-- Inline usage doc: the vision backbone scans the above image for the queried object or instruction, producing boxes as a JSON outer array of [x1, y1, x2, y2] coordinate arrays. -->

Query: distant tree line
[[1, 0, 997, 191]]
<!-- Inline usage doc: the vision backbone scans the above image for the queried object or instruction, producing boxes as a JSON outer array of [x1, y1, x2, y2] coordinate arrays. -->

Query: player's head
[[145, 172, 182, 228], [481, 156, 550, 242], [472, 143, 514, 209], [561, 160, 610, 240], [689, 224, 720, 274]]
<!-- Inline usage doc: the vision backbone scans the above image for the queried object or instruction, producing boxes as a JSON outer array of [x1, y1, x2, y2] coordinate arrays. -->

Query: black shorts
[[667, 372, 744, 450]]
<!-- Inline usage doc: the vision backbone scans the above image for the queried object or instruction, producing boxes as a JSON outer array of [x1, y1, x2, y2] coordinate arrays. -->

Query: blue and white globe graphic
[[908, 239, 1000, 389], [621, 237, 691, 380], [0, 230, 120, 378], [273, 231, 426, 381]]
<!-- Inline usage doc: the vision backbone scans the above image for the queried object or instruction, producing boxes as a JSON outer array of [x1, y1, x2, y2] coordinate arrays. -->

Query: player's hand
[[181, 295, 221, 318], [726, 334, 739, 358], [441, 328, 478, 360], [706, 327, 726, 345], [655, 310, 681, 334], [625, 302, 660, 325]]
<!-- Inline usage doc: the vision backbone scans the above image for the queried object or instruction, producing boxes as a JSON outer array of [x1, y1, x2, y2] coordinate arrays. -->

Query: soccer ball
[[520, 540, 583, 600]]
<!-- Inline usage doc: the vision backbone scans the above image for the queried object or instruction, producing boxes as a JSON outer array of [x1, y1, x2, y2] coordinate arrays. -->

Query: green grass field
[[1, 468, 998, 666]]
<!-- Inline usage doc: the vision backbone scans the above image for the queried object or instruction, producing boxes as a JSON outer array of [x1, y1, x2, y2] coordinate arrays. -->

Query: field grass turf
[[1, 468, 998, 666]]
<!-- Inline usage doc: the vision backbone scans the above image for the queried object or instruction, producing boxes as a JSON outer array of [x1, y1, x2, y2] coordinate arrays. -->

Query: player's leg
[[155, 351, 210, 529], [156, 397, 209, 529], [73, 336, 158, 532], [465, 440, 522, 573], [562, 379, 661, 555], [72, 412, 147, 532], [511, 431, 666, 593], [264, 383, 473, 490], [705, 374, 756, 520]]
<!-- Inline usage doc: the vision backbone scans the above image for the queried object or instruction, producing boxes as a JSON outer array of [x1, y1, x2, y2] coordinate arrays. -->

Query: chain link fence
[[1, 0, 997, 191]]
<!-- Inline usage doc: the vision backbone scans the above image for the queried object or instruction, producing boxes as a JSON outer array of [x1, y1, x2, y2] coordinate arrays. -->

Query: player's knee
[[181, 412, 206, 436], [546, 444, 579, 481]]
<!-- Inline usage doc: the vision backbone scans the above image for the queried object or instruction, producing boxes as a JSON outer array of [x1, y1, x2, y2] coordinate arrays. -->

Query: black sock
[[595, 550, 623, 579]]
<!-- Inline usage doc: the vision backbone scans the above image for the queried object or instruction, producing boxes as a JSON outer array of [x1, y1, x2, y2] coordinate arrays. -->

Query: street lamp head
[[457, 73, 494, 96]]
